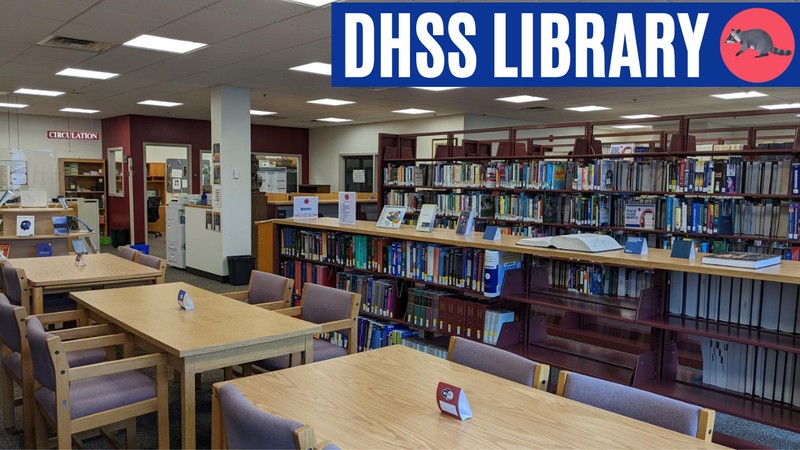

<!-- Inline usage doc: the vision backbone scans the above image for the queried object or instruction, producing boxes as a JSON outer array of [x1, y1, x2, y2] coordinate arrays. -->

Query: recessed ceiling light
[[613, 124, 649, 129], [760, 103, 800, 110], [122, 34, 206, 54], [620, 114, 660, 120], [411, 87, 462, 92], [711, 91, 768, 100], [56, 68, 119, 80], [14, 88, 64, 97], [565, 105, 610, 112], [0, 103, 27, 109], [250, 110, 277, 116], [392, 108, 434, 115], [284, 0, 336, 6], [289, 62, 331, 76], [307, 98, 355, 106], [137, 100, 182, 107], [496, 95, 548, 103], [316, 117, 352, 123], [60, 107, 99, 114]]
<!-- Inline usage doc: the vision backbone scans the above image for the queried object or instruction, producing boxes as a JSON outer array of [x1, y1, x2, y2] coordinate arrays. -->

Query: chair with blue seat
[[447, 336, 550, 390], [26, 315, 169, 449], [253, 283, 360, 372], [1, 261, 75, 313], [219, 383, 338, 450], [556, 370, 715, 441], [224, 270, 294, 311]]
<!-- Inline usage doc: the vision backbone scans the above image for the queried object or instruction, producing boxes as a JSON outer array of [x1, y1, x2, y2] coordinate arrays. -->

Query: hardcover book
[[701, 252, 781, 269], [52, 216, 69, 236], [516, 233, 622, 253], [16, 215, 34, 237], [376, 205, 407, 229], [416, 204, 437, 232], [455, 210, 474, 236]]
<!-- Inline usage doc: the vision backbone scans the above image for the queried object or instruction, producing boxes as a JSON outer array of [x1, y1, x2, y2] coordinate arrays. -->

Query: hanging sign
[[47, 130, 101, 140]]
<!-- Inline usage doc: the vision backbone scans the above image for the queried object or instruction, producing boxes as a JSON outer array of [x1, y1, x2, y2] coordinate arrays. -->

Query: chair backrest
[[137, 254, 164, 271], [300, 284, 358, 326], [24, 316, 57, 391], [248, 271, 292, 306], [118, 246, 141, 262], [557, 371, 715, 441], [0, 294, 23, 353], [147, 197, 161, 222], [220, 383, 311, 450], [447, 336, 549, 389], [1, 262, 26, 306]]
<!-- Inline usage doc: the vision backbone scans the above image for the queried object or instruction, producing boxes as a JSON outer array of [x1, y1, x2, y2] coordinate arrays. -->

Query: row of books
[[357, 317, 419, 352], [535, 259, 654, 298], [336, 272, 401, 319], [400, 337, 448, 359], [669, 272, 799, 332], [697, 337, 800, 407], [278, 260, 336, 297], [384, 190, 494, 218]]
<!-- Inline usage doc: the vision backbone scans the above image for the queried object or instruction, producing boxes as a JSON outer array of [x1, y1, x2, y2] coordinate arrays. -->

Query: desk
[[9, 253, 163, 314], [71, 282, 321, 449], [211, 346, 724, 449]]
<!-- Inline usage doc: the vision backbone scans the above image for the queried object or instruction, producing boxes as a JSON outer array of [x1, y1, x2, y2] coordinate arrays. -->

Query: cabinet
[[146, 162, 167, 235], [59, 158, 107, 240]]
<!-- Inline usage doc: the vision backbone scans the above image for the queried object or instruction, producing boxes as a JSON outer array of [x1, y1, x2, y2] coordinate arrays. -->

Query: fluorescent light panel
[[289, 62, 331, 76], [613, 125, 649, 129], [711, 91, 768, 100], [56, 68, 118, 80], [137, 100, 182, 107], [14, 88, 64, 97], [566, 105, 610, 112], [60, 107, 99, 114], [760, 103, 800, 110], [307, 98, 354, 106], [393, 108, 434, 115], [316, 117, 352, 123], [496, 95, 548, 103], [412, 87, 462, 92], [250, 110, 277, 116], [123, 34, 206, 54], [0, 103, 27, 108], [620, 114, 660, 119]]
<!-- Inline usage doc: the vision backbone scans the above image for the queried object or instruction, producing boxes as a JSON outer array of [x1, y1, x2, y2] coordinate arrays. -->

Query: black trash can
[[227, 255, 256, 285], [110, 228, 130, 248]]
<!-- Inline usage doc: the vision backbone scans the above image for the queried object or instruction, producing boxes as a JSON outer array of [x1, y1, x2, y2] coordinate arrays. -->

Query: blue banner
[[331, 2, 799, 86]]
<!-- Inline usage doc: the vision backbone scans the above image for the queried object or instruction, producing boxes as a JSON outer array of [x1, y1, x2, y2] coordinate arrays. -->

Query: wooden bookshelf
[[0, 206, 89, 257], [58, 158, 107, 240], [146, 162, 167, 235]]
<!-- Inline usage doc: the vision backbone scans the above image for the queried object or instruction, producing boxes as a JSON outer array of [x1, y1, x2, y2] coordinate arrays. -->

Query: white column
[[211, 85, 251, 276]]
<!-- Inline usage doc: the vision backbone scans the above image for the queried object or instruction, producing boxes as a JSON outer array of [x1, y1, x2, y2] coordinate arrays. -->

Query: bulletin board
[[166, 158, 188, 194]]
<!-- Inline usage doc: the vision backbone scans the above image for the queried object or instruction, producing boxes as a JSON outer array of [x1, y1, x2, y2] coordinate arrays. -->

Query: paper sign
[[624, 237, 648, 255], [671, 238, 696, 259], [339, 191, 356, 225], [353, 169, 366, 183], [177, 289, 195, 310], [436, 381, 472, 420], [74, 253, 86, 267], [293, 196, 319, 220], [171, 169, 183, 178], [172, 179, 181, 190], [482, 225, 502, 241]]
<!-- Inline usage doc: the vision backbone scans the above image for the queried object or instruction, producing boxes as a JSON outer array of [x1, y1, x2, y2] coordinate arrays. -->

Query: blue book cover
[[36, 243, 53, 257]]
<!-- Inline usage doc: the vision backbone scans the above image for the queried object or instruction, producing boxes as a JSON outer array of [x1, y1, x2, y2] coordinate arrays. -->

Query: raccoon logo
[[725, 29, 792, 58], [720, 8, 794, 83]]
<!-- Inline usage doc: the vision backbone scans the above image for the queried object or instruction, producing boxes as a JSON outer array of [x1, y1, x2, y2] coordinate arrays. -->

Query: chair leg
[[125, 417, 137, 448], [33, 407, 47, 450], [157, 364, 169, 449], [1, 369, 14, 429]]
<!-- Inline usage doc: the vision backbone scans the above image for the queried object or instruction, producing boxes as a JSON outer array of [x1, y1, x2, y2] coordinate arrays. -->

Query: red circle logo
[[304, 199, 309, 204], [720, 8, 794, 83], [344, 194, 350, 200]]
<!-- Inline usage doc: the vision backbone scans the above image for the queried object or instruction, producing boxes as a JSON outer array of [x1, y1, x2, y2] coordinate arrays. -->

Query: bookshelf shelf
[[58, 158, 106, 240]]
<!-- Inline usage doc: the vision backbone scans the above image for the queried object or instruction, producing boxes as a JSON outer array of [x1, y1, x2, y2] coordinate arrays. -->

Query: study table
[[211, 345, 724, 449], [9, 253, 163, 314], [70, 282, 322, 449]]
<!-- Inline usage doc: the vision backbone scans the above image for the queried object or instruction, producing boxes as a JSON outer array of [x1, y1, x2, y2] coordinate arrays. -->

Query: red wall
[[102, 115, 309, 243]]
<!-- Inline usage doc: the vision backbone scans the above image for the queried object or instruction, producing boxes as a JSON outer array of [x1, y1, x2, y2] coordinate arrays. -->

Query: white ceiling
[[2, 0, 800, 129]]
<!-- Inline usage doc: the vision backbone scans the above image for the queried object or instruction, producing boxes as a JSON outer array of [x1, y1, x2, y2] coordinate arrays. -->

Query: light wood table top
[[212, 345, 724, 449], [10, 253, 160, 287]]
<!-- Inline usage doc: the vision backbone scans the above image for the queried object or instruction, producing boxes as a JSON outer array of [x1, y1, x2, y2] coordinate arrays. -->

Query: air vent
[[521, 106, 553, 111], [37, 35, 115, 53]]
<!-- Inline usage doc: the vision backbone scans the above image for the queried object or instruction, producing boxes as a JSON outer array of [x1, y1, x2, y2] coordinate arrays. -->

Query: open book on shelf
[[516, 233, 622, 253]]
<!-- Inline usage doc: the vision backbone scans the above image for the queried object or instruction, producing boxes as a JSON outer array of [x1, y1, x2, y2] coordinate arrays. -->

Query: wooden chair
[[26, 316, 169, 449], [447, 336, 550, 390], [556, 371, 715, 441], [224, 270, 293, 311], [1, 261, 75, 313], [136, 254, 166, 284], [0, 295, 112, 447], [253, 283, 360, 371], [117, 246, 141, 263], [219, 383, 338, 450]]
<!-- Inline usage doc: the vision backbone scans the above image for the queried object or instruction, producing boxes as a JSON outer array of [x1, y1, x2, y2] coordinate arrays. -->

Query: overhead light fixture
[[392, 108, 434, 115], [56, 68, 119, 80], [620, 114, 660, 119], [711, 91, 767, 100], [14, 88, 64, 97], [0, 103, 27, 109], [496, 95, 548, 103], [284, 0, 336, 6], [289, 62, 332, 76], [122, 34, 206, 54], [411, 87, 462, 92], [137, 100, 182, 107], [566, 105, 610, 112], [250, 110, 277, 116], [760, 103, 800, 110], [60, 107, 99, 114], [316, 117, 352, 123], [613, 124, 649, 129], [307, 98, 355, 106]]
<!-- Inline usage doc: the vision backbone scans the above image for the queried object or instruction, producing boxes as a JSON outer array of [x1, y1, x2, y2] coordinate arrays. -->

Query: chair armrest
[[35, 310, 90, 326], [51, 324, 115, 341], [274, 306, 302, 317], [319, 319, 353, 334], [254, 300, 290, 311], [69, 353, 167, 381], [223, 291, 249, 302], [60, 333, 133, 353]]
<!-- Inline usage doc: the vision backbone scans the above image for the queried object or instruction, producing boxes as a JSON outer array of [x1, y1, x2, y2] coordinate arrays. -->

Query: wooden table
[[70, 282, 321, 449], [9, 253, 164, 314], [211, 345, 725, 449]]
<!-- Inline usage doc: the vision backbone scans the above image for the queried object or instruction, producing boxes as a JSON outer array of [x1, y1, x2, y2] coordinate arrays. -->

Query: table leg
[[301, 335, 314, 365], [210, 385, 226, 449], [180, 366, 196, 449], [30, 287, 43, 315]]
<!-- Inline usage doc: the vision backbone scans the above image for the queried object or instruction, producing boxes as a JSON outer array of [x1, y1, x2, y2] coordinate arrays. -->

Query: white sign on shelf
[[293, 196, 318, 220], [339, 192, 356, 224]]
